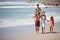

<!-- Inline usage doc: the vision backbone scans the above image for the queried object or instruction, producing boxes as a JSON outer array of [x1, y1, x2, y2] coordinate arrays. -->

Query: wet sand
[[0, 22, 60, 40]]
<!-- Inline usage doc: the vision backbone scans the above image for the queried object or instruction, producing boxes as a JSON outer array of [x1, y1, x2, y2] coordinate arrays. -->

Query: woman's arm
[[32, 14, 35, 18], [47, 20, 50, 22]]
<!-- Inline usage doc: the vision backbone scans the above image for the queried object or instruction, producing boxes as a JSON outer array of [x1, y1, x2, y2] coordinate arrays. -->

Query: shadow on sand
[[40, 32, 60, 34]]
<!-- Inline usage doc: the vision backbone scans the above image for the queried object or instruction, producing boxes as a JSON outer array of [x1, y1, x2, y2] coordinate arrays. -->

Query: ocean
[[0, 2, 60, 27]]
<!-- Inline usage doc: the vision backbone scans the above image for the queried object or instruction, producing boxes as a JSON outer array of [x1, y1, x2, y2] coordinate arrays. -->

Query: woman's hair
[[50, 16, 54, 21]]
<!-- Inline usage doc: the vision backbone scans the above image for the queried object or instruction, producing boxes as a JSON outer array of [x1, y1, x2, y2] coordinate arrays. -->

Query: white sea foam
[[0, 2, 57, 8], [0, 6, 35, 8], [0, 18, 34, 27], [0, 5, 54, 8], [0, 15, 60, 28], [0, 4, 46, 8], [0, 2, 28, 5], [0, 2, 37, 6]]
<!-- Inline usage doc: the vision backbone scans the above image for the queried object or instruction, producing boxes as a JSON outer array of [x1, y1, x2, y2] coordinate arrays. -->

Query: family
[[32, 4, 54, 34]]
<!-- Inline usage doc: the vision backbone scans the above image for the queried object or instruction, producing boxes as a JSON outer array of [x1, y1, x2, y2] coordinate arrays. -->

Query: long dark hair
[[50, 16, 54, 21]]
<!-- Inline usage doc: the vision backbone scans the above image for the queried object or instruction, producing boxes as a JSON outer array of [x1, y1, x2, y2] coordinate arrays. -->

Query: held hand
[[47, 20, 49, 22]]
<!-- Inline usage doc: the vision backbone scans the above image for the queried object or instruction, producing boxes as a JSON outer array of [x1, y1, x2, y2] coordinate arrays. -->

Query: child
[[32, 13, 40, 34], [48, 16, 54, 32], [35, 4, 41, 16], [40, 11, 46, 34]]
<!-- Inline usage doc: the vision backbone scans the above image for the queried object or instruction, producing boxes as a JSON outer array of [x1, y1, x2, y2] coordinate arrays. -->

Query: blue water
[[0, 8, 33, 19], [0, 7, 60, 19], [0, 2, 60, 27]]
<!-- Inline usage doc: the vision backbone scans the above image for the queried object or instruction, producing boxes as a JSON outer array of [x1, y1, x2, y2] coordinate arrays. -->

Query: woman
[[32, 13, 40, 34]]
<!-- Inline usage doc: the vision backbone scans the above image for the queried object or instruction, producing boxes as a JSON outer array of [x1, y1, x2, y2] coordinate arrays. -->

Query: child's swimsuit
[[50, 20, 54, 27], [40, 16, 45, 27]]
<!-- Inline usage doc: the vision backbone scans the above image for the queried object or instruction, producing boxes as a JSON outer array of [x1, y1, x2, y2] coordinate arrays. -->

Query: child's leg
[[50, 26, 52, 32], [42, 27, 45, 34], [42, 23, 45, 34], [44, 27, 45, 33], [42, 27, 43, 33], [42, 27, 44, 34], [52, 27, 53, 32]]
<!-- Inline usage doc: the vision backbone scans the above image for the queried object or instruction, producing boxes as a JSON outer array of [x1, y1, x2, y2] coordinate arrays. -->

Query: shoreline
[[0, 22, 60, 40]]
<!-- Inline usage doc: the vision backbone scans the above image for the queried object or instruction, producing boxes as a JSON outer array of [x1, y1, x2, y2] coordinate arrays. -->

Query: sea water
[[0, 2, 60, 27]]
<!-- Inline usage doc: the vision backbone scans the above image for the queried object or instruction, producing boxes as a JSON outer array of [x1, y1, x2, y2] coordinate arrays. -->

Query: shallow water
[[0, 2, 60, 27]]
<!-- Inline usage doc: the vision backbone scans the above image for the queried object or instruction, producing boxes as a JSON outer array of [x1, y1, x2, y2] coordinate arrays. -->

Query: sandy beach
[[0, 22, 60, 40], [0, 0, 60, 40]]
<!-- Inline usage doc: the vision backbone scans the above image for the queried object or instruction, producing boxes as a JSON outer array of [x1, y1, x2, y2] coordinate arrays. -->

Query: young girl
[[48, 16, 54, 32], [40, 11, 46, 34], [32, 13, 40, 34]]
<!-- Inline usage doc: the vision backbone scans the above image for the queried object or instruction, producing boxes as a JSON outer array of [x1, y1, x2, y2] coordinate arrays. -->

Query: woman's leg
[[35, 27, 39, 33], [35, 27, 37, 33], [36, 27, 39, 33], [37, 27, 39, 33]]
